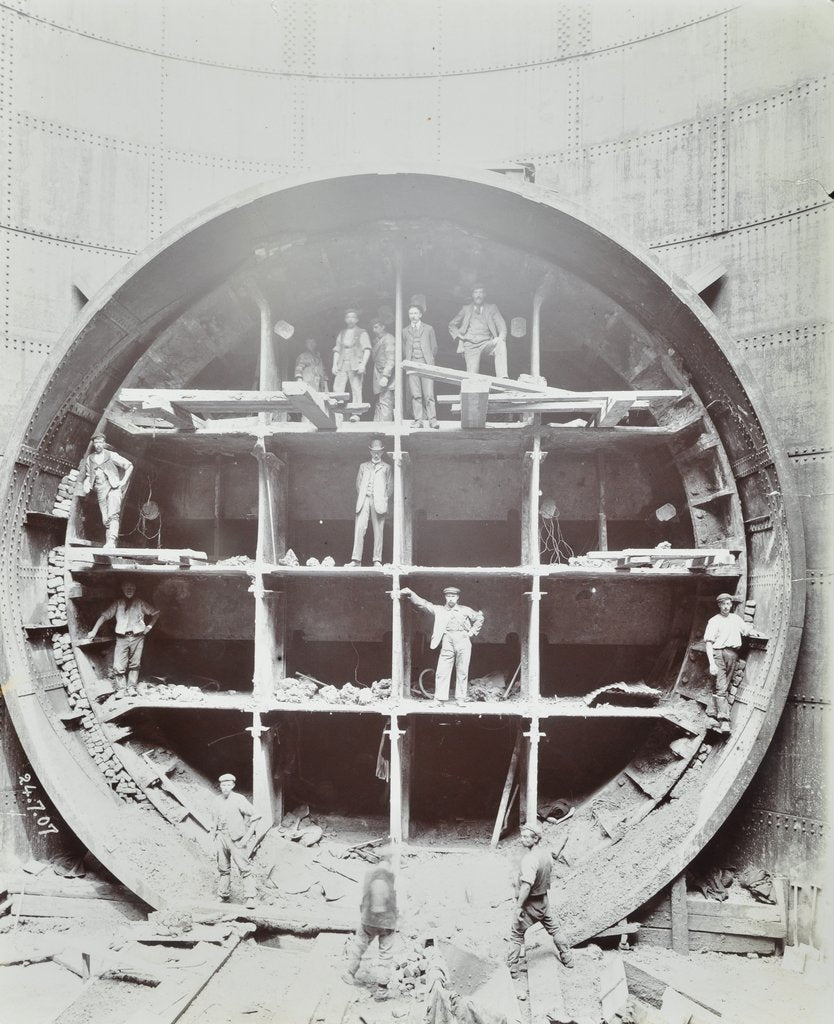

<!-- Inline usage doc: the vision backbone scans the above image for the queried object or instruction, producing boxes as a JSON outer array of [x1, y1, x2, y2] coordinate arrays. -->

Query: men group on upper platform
[[291, 287, 508, 425]]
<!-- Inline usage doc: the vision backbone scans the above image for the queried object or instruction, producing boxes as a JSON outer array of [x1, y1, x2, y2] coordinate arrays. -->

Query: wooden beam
[[598, 397, 635, 427], [119, 389, 298, 416], [281, 381, 338, 430], [250, 712, 276, 831], [460, 378, 490, 429], [491, 731, 521, 847], [670, 873, 690, 955]]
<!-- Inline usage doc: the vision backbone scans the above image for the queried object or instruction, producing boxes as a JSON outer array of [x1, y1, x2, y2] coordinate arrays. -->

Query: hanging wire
[[539, 498, 575, 564], [124, 475, 162, 545]]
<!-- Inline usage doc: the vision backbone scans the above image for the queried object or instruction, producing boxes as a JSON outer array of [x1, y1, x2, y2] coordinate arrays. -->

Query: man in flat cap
[[402, 303, 439, 429], [399, 585, 484, 703], [370, 317, 396, 422], [507, 821, 574, 976], [294, 338, 329, 392], [81, 433, 133, 546], [448, 284, 508, 379], [214, 773, 261, 907], [704, 592, 751, 735], [348, 439, 393, 567], [333, 308, 371, 415]]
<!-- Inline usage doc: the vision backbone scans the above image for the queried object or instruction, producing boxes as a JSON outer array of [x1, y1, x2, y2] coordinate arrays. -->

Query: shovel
[[783, 881, 806, 972]]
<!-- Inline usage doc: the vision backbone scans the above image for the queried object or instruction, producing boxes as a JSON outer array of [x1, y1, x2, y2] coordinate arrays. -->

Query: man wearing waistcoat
[[294, 337, 328, 392], [402, 303, 439, 429], [81, 433, 134, 546], [333, 307, 371, 416], [348, 438, 393, 567], [448, 284, 508, 379], [399, 585, 484, 703]]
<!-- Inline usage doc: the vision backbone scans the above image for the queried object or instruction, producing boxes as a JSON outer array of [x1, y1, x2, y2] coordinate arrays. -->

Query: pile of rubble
[[46, 547, 67, 625], [51, 630, 141, 800], [215, 555, 256, 568], [132, 680, 207, 703], [273, 675, 392, 705], [51, 469, 79, 518]]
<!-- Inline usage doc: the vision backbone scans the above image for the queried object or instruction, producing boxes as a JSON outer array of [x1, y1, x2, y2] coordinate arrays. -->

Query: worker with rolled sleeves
[[704, 592, 751, 735], [214, 773, 261, 908], [506, 820, 574, 976], [399, 585, 484, 704]]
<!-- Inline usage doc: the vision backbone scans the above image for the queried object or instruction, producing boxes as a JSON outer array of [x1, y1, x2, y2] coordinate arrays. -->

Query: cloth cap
[[92, 432, 107, 441], [369, 438, 385, 452], [443, 586, 461, 596], [218, 773, 236, 783], [521, 820, 542, 838], [344, 306, 361, 316], [715, 593, 736, 604]]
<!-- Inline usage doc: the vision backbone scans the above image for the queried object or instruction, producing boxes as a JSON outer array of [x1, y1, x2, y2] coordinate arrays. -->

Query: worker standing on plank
[[399, 585, 484, 704], [213, 773, 260, 908], [86, 580, 159, 698], [507, 821, 574, 975], [81, 432, 133, 546], [342, 842, 399, 1002], [448, 284, 508, 379], [704, 592, 750, 735]]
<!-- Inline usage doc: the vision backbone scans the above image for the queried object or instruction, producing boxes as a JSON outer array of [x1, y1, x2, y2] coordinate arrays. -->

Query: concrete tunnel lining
[[0, 168, 805, 935]]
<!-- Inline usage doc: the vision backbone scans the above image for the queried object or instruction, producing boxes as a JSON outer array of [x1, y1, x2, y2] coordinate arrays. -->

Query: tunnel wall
[[0, 0, 830, 877]]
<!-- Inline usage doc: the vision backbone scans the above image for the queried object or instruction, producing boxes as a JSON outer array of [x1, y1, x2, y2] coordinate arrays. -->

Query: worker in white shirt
[[86, 580, 159, 696], [704, 592, 750, 735]]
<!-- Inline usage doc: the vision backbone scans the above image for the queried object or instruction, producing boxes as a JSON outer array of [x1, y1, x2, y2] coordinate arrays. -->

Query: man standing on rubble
[[213, 773, 260, 909], [342, 843, 398, 1002], [507, 821, 574, 975], [704, 592, 750, 735], [86, 580, 159, 697], [399, 585, 483, 704]]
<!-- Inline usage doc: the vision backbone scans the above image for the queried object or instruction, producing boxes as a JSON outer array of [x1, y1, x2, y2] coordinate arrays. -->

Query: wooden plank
[[661, 987, 722, 1024], [686, 911, 785, 938], [460, 379, 491, 429], [686, 894, 784, 922], [122, 936, 241, 1024], [598, 397, 636, 427], [670, 873, 689, 955], [282, 381, 338, 430], [491, 732, 521, 847], [525, 939, 569, 1024], [11, 893, 145, 921], [599, 955, 628, 1022], [119, 389, 296, 415]]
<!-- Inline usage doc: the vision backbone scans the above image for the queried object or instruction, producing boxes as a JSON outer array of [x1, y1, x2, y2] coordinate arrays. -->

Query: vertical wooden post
[[250, 711, 277, 831], [530, 274, 555, 381], [391, 575, 404, 702], [524, 715, 540, 826], [400, 717, 412, 841], [393, 249, 404, 424], [253, 286, 279, 392], [254, 445, 287, 564], [526, 583, 541, 703], [253, 584, 285, 700], [596, 451, 608, 551], [213, 455, 223, 560], [388, 713, 403, 844], [670, 872, 690, 955], [399, 452, 412, 565], [522, 443, 544, 568]]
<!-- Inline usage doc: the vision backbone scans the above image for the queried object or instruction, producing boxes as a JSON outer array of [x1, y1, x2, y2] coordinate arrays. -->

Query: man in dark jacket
[[342, 843, 398, 1001]]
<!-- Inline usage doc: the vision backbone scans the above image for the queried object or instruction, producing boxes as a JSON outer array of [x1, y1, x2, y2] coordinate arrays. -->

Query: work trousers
[[113, 634, 144, 688], [507, 895, 570, 967], [352, 498, 386, 563], [435, 632, 471, 702], [216, 832, 254, 898], [711, 647, 739, 723], [345, 923, 395, 985], [95, 482, 122, 544], [408, 371, 436, 422], [374, 387, 394, 422], [333, 369, 365, 407], [463, 337, 508, 380]]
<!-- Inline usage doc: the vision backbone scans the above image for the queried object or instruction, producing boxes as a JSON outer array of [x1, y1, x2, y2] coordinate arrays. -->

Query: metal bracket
[[744, 513, 773, 534], [732, 446, 773, 479]]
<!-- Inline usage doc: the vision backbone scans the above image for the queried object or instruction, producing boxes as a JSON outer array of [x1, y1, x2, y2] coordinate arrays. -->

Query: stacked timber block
[[51, 469, 79, 518], [47, 547, 68, 625]]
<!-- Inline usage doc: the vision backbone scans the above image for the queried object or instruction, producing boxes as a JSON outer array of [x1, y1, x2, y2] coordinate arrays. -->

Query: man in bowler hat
[[348, 439, 393, 567]]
